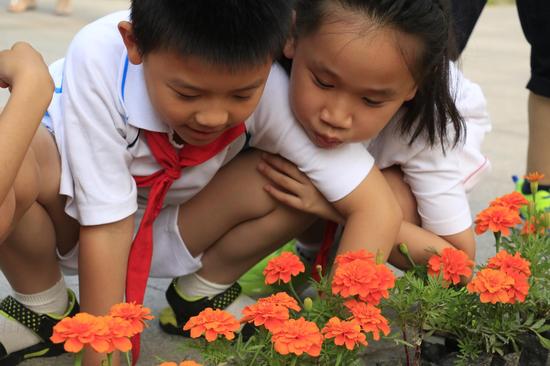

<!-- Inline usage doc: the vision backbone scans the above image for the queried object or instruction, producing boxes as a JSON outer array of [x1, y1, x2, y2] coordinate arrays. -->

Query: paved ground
[[0, 1, 533, 365]]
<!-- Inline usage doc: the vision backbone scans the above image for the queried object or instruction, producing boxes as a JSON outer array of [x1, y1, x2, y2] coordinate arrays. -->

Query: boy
[[43, 1, 401, 363], [0, 42, 79, 365]]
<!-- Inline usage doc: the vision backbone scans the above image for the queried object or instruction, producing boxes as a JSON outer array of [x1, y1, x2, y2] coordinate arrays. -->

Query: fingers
[[261, 153, 308, 183], [263, 184, 305, 211], [258, 157, 304, 195]]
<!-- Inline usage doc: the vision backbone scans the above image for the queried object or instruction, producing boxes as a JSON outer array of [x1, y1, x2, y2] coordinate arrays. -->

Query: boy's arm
[[0, 42, 53, 203], [79, 216, 135, 314]]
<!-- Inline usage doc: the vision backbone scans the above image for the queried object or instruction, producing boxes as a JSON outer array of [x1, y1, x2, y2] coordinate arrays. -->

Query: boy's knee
[[0, 189, 16, 242]]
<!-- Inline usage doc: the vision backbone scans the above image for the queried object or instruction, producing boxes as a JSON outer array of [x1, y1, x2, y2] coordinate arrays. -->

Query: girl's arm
[[258, 153, 401, 260], [0, 42, 53, 203]]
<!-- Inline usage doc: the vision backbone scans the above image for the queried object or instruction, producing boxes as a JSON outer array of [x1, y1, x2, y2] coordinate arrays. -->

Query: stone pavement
[[0, 1, 532, 365]]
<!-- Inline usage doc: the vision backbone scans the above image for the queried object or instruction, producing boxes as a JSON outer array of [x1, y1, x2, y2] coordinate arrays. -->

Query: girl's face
[[285, 15, 420, 148]]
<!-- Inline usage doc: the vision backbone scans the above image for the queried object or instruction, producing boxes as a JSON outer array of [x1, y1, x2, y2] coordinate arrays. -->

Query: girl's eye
[[362, 97, 383, 107], [312, 74, 333, 89], [233, 95, 252, 101]]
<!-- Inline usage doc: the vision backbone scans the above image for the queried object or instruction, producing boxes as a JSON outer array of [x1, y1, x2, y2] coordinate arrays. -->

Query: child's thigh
[[0, 188, 16, 242], [178, 149, 279, 256]]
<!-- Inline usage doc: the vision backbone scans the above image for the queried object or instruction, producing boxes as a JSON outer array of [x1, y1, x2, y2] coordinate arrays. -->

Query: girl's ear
[[283, 10, 297, 59], [405, 85, 418, 101], [118, 21, 143, 65]]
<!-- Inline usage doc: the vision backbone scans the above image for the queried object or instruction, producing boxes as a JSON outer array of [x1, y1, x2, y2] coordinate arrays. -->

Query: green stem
[[125, 351, 132, 366], [106, 353, 113, 366], [74, 351, 83, 366], [335, 352, 343, 366], [494, 231, 501, 253], [249, 331, 269, 366], [290, 356, 298, 366], [288, 280, 304, 307]]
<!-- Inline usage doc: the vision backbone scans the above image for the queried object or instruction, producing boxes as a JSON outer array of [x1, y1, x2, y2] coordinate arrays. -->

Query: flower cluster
[[467, 250, 531, 304], [50, 302, 153, 355], [184, 251, 393, 362], [427, 247, 474, 285]]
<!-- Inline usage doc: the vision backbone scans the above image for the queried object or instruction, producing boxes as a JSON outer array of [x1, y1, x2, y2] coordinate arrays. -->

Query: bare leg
[[382, 166, 474, 269], [526, 92, 550, 185], [179, 149, 315, 284]]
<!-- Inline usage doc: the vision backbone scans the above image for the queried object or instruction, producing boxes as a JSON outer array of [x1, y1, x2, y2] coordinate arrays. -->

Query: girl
[[258, 0, 491, 269]]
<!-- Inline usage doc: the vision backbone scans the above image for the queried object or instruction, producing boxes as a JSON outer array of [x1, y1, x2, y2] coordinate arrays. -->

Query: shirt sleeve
[[402, 142, 472, 236], [55, 22, 138, 226], [246, 64, 374, 202]]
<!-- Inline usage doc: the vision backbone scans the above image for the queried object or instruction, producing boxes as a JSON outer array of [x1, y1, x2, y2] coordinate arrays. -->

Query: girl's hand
[[257, 153, 345, 224]]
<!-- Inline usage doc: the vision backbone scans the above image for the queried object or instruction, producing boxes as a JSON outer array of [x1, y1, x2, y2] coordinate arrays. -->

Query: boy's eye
[[176, 92, 200, 100], [312, 74, 333, 89], [362, 97, 383, 107]]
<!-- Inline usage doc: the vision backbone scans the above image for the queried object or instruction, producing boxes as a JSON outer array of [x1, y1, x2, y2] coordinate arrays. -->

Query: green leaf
[[535, 333, 550, 350], [531, 318, 546, 330]]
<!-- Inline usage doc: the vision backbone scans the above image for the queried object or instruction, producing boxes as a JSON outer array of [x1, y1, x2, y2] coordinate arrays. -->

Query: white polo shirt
[[45, 11, 373, 227], [367, 65, 491, 236]]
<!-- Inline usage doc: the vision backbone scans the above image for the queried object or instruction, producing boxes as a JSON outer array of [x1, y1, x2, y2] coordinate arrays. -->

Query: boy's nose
[[194, 110, 230, 129]]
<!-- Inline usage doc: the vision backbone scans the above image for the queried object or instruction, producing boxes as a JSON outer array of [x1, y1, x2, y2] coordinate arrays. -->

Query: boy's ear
[[118, 21, 143, 65]]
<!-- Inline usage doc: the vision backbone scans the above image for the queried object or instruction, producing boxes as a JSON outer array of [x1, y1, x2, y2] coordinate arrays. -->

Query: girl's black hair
[[294, 0, 464, 150], [130, 0, 292, 70]]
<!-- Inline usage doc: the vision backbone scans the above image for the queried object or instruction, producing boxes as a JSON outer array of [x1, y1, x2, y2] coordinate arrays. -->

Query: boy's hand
[[257, 153, 345, 224], [0, 42, 53, 98]]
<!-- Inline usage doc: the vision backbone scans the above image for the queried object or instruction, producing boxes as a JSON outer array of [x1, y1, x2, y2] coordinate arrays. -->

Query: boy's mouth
[[314, 133, 342, 149]]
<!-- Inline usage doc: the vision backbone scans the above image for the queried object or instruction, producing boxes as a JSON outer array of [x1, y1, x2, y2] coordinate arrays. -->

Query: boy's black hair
[[293, 0, 464, 150], [131, 0, 293, 69]]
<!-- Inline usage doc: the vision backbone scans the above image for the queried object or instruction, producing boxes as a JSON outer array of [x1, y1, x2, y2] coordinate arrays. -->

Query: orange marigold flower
[[50, 312, 110, 353], [487, 250, 531, 278], [344, 300, 390, 340], [109, 302, 154, 336], [183, 308, 239, 342], [474, 205, 522, 236], [102, 315, 133, 353], [263, 252, 305, 285], [334, 250, 375, 267], [427, 248, 474, 285], [490, 192, 529, 212], [257, 292, 301, 312], [467, 268, 516, 304], [524, 172, 545, 182], [321, 317, 367, 351], [241, 302, 289, 332], [332, 261, 395, 305], [159, 362, 202, 366], [271, 317, 323, 357]]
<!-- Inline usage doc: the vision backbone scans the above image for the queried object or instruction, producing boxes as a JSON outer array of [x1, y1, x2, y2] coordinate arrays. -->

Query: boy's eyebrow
[[169, 79, 265, 93]]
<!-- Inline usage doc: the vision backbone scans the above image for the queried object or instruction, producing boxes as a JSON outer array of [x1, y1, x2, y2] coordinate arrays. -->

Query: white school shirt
[[366, 65, 491, 236], [45, 11, 373, 226]]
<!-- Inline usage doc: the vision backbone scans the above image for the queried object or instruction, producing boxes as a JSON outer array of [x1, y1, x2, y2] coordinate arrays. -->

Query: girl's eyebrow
[[361, 88, 396, 98], [168, 79, 264, 93]]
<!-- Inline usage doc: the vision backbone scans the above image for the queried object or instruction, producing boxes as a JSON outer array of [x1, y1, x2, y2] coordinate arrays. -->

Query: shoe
[[513, 176, 550, 215], [159, 280, 256, 340], [238, 241, 297, 298], [0, 289, 80, 366], [7, 0, 36, 13]]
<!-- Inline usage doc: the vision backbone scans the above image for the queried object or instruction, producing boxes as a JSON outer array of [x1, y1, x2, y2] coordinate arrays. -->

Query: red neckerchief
[[312, 221, 338, 281], [127, 124, 245, 364]]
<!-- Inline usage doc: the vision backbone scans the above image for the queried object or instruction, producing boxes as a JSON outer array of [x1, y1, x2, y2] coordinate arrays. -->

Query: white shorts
[[460, 121, 491, 192], [58, 204, 203, 278]]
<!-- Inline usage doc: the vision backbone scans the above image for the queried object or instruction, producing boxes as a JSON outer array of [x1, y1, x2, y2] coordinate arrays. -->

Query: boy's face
[[120, 22, 272, 146], [284, 16, 419, 148]]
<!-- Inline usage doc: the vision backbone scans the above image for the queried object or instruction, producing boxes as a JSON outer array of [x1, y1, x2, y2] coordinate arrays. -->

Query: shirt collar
[[119, 55, 169, 133]]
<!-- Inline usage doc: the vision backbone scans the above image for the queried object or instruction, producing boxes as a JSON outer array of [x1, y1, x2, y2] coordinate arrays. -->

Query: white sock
[[0, 278, 68, 354], [176, 273, 255, 320]]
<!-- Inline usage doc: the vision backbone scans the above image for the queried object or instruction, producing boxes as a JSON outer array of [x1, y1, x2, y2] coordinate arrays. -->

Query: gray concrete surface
[[0, 1, 533, 365]]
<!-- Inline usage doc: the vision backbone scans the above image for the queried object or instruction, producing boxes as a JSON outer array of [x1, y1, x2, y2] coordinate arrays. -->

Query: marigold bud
[[303, 297, 313, 312], [399, 243, 409, 256]]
